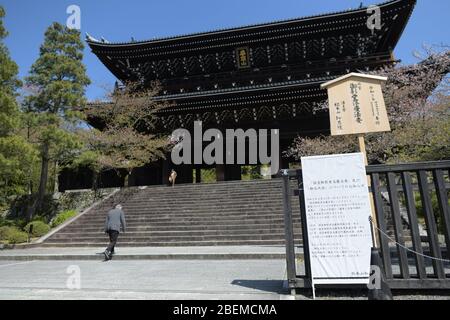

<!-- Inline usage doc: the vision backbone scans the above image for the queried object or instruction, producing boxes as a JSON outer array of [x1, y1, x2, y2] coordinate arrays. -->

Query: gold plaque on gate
[[236, 47, 250, 69]]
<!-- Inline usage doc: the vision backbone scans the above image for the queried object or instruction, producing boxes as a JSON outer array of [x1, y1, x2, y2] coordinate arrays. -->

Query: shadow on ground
[[231, 280, 287, 294]]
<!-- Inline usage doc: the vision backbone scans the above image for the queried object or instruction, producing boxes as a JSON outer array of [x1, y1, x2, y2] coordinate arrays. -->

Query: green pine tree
[[0, 6, 37, 210], [0, 6, 20, 135], [24, 22, 90, 220]]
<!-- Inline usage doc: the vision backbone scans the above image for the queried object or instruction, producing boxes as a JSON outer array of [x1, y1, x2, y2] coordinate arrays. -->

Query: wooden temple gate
[[58, 0, 418, 191]]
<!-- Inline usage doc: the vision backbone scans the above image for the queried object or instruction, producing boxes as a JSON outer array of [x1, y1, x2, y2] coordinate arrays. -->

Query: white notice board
[[301, 153, 372, 285]]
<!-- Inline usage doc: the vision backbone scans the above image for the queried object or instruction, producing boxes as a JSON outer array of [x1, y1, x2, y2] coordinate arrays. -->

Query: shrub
[[23, 221, 51, 237], [415, 192, 449, 235], [0, 218, 14, 227], [0, 226, 29, 244], [51, 210, 77, 228], [14, 218, 28, 229], [0, 226, 9, 239], [0, 218, 29, 229]]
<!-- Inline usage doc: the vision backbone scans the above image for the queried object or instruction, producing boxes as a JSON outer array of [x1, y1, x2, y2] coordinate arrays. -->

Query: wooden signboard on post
[[321, 73, 390, 136], [321, 73, 391, 249]]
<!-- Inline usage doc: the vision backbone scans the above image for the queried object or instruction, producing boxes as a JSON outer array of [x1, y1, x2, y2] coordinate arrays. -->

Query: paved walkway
[[1, 259, 448, 300], [0, 259, 293, 300], [0, 258, 449, 300], [0, 245, 301, 260], [1, 247, 449, 300]]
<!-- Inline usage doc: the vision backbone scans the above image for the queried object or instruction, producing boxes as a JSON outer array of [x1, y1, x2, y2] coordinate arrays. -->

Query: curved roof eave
[[86, 0, 415, 48]]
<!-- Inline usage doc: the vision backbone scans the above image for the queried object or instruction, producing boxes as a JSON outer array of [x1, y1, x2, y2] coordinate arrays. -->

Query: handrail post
[[281, 169, 297, 288], [297, 170, 312, 288]]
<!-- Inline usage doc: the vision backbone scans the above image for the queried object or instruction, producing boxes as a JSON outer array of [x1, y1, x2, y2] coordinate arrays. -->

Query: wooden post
[[358, 135, 367, 164], [358, 134, 379, 248]]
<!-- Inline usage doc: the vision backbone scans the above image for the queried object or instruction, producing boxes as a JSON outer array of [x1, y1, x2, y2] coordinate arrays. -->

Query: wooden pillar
[[181, 165, 194, 184], [216, 164, 225, 182], [280, 155, 289, 171], [271, 154, 287, 179], [128, 169, 137, 187], [225, 164, 241, 181], [195, 168, 201, 183], [162, 157, 169, 185]]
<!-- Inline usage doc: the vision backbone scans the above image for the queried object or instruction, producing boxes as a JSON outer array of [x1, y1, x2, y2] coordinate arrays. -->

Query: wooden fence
[[282, 160, 450, 290]]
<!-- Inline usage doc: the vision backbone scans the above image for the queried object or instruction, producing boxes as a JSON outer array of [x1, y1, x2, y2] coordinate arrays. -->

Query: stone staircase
[[43, 179, 302, 247]]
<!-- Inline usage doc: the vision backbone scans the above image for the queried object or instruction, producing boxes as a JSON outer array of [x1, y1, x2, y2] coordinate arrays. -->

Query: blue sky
[[2, 0, 449, 100]]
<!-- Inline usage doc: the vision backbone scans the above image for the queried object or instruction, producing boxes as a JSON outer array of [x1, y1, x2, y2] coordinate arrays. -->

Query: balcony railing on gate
[[282, 160, 450, 290]]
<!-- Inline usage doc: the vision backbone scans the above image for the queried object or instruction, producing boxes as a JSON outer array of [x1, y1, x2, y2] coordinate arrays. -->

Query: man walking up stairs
[[103, 204, 127, 260]]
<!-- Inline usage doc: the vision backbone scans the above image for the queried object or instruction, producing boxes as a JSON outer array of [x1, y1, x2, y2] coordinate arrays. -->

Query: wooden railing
[[367, 161, 450, 289], [282, 160, 450, 290]]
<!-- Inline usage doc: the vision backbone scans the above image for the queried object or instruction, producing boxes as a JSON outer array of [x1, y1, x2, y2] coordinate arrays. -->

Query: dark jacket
[[104, 208, 126, 233]]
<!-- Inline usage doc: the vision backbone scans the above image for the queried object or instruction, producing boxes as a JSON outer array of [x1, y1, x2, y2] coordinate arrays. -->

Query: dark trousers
[[106, 230, 120, 253]]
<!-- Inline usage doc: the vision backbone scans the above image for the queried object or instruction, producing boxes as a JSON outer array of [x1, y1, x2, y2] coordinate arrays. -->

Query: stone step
[[98, 206, 296, 213], [128, 187, 282, 199], [82, 209, 298, 217], [50, 233, 303, 242], [82, 205, 292, 212], [48, 235, 302, 243], [112, 200, 292, 207], [73, 211, 292, 218], [129, 185, 285, 191], [55, 223, 303, 232], [66, 216, 298, 224], [115, 201, 292, 209], [66, 221, 300, 229], [57, 219, 300, 233], [66, 221, 299, 230], [41, 239, 302, 247], [122, 190, 286, 200], [0, 246, 298, 261], [128, 193, 284, 200], [42, 179, 300, 247], [82, 212, 297, 219], [51, 228, 302, 238], [94, 197, 296, 204], [125, 192, 285, 199], [82, 206, 293, 212], [118, 180, 284, 190], [47, 231, 285, 241], [71, 214, 297, 222], [51, 230, 301, 242]]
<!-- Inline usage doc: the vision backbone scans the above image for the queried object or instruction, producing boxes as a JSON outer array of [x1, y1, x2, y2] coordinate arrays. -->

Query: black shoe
[[103, 250, 111, 261]]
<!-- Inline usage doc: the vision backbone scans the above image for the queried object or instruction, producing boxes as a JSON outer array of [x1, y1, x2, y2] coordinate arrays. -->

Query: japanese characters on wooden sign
[[321, 73, 391, 136]]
